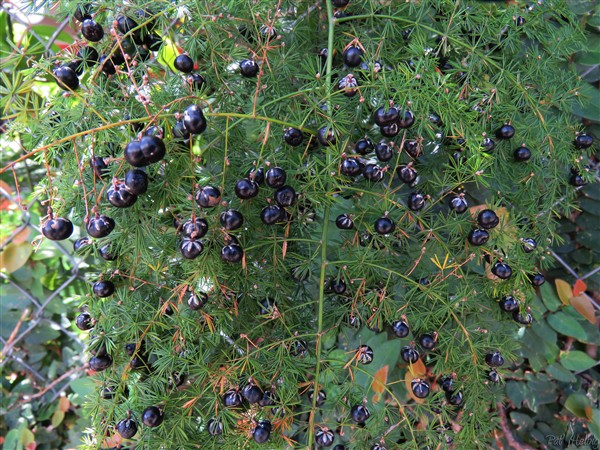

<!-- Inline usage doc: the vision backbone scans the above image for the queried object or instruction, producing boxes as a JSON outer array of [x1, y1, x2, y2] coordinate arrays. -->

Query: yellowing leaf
[[51, 410, 65, 428], [570, 295, 596, 324], [20, 428, 34, 446], [0, 242, 33, 273], [573, 279, 587, 297], [58, 396, 70, 412], [555, 279, 572, 305], [407, 358, 427, 378], [371, 365, 388, 396]]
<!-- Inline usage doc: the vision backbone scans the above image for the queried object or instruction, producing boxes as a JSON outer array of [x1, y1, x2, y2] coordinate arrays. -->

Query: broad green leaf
[[0, 242, 33, 273], [590, 409, 600, 442], [540, 282, 561, 311], [546, 312, 588, 341], [560, 350, 597, 372], [565, 393, 592, 419], [545, 363, 577, 383]]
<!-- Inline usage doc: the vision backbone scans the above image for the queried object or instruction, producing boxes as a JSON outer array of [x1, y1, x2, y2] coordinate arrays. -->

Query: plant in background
[[1, 0, 598, 449]]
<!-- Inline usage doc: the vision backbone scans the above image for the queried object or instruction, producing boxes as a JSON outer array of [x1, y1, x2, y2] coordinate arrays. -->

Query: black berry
[[86, 215, 115, 238], [274, 185, 296, 207], [188, 291, 208, 310], [107, 182, 137, 208], [183, 105, 207, 134], [187, 73, 206, 91], [363, 164, 385, 182], [343, 46, 363, 67], [335, 214, 354, 230], [495, 124, 515, 140], [574, 134, 593, 149], [449, 196, 468, 214], [195, 185, 221, 208], [220, 210, 244, 230], [522, 238, 537, 253], [116, 16, 142, 44], [499, 296, 519, 312], [411, 379, 430, 398], [89, 354, 112, 371], [207, 418, 223, 436], [407, 192, 426, 211], [93, 280, 115, 297], [75, 312, 93, 330], [116, 418, 138, 439], [284, 127, 304, 146], [491, 261, 512, 279], [350, 404, 370, 424], [240, 59, 259, 77], [403, 139, 421, 158], [124, 169, 148, 195], [340, 158, 362, 176], [235, 178, 259, 199], [374, 217, 395, 235], [180, 238, 203, 259], [81, 19, 104, 42], [485, 351, 505, 367], [54, 66, 79, 91], [477, 209, 499, 229], [142, 406, 164, 427], [221, 244, 244, 263], [265, 167, 287, 188], [315, 428, 335, 447], [419, 333, 436, 350], [182, 217, 208, 238], [355, 138, 374, 155], [467, 229, 489, 246], [374, 106, 399, 126], [379, 122, 399, 137], [530, 273, 545, 286], [223, 389, 243, 407], [253, 421, 272, 444], [398, 110, 415, 128], [174, 54, 194, 73], [391, 320, 410, 338], [260, 205, 285, 225], [488, 370, 500, 383], [242, 383, 264, 404], [401, 346, 419, 363], [329, 278, 346, 294], [375, 141, 393, 161], [318, 126, 337, 146], [42, 217, 74, 241], [357, 345, 374, 364], [481, 138, 495, 152], [309, 389, 327, 406], [396, 164, 417, 184], [514, 145, 531, 162]]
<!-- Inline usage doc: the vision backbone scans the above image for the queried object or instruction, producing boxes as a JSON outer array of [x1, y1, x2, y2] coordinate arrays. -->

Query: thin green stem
[[308, 1, 336, 446]]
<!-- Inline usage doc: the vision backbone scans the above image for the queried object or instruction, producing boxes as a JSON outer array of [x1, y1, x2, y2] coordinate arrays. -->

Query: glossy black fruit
[[481, 138, 495, 152], [530, 273, 545, 286], [363, 164, 385, 182], [180, 238, 203, 259], [495, 124, 515, 140], [447, 390, 464, 406], [73, 3, 92, 22], [570, 173, 586, 187], [343, 46, 363, 67], [485, 351, 504, 367], [221, 244, 243, 263], [488, 370, 500, 383], [73, 237, 92, 253], [235, 178, 259, 199], [240, 59, 259, 77], [574, 134, 593, 149], [315, 428, 335, 447], [42, 217, 74, 240], [86, 215, 115, 238], [183, 105, 207, 134], [335, 214, 354, 230], [223, 389, 243, 407], [117, 15, 142, 44], [514, 145, 531, 162], [117, 418, 138, 439], [411, 379, 430, 398], [220, 210, 244, 230], [54, 66, 79, 91], [124, 169, 148, 195], [98, 244, 117, 261], [174, 54, 194, 73], [419, 333, 436, 350], [259, 390, 276, 406], [81, 19, 104, 42], [401, 346, 419, 363], [467, 229, 489, 246], [340, 158, 362, 176], [499, 296, 519, 312], [93, 280, 115, 297], [522, 238, 537, 253], [284, 127, 304, 146], [374, 217, 395, 235], [441, 377, 454, 393], [429, 112, 443, 126], [355, 138, 374, 155], [403, 139, 421, 158], [338, 74, 359, 97], [449, 196, 468, 213], [90, 156, 108, 179], [142, 406, 164, 427], [379, 122, 399, 137], [398, 110, 415, 128], [357, 345, 374, 364], [309, 389, 327, 406], [99, 56, 116, 75], [107, 182, 137, 208], [253, 421, 272, 444], [75, 312, 93, 330], [513, 310, 533, 325], [375, 141, 393, 161], [260, 205, 285, 225], [407, 192, 426, 211], [187, 73, 206, 91], [477, 209, 499, 229], [242, 383, 263, 404], [491, 262, 512, 279], [275, 185, 296, 207], [350, 404, 370, 424], [318, 126, 337, 146], [195, 186, 221, 208], [188, 291, 208, 310], [89, 354, 112, 371], [329, 278, 346, 294], [145, 33, 163, 51], [207, 418, 223, 436], [182, 218, 208, 238], [374, 106, 399, 126], [391, 320, 410, 338], [396, 164, 417, 184], [265, 167, 286, 188]]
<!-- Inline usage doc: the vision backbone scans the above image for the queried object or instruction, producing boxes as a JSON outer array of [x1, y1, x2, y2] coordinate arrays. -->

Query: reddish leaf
[[371, 365, 388, 396], [570, 295, 596, 324], [573, 279, 587, 297]]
